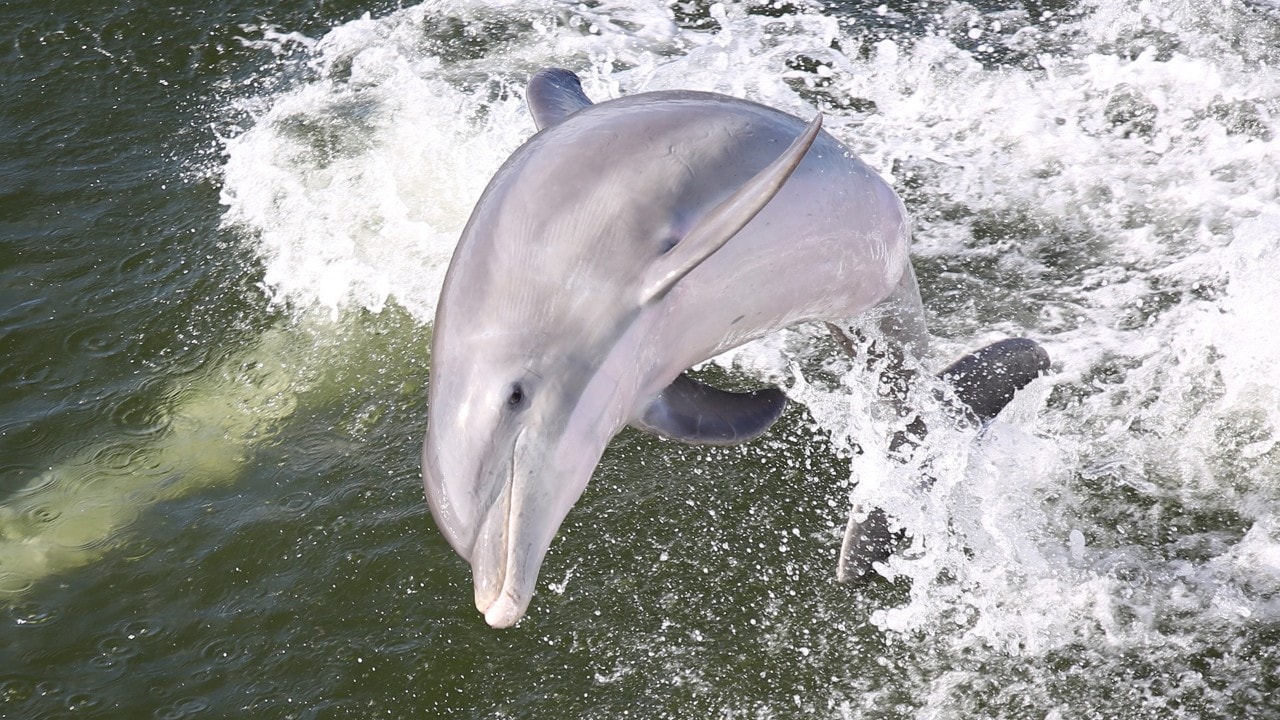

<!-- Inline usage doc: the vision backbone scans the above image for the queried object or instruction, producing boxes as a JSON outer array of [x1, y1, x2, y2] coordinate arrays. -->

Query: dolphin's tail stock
[[834, 336, 1051, 581]]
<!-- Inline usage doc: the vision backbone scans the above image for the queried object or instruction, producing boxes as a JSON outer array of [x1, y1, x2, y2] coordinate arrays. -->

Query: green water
[[1, 3, 885, 713], [5, 0, 1280, 716], [0, 0, 439, 714]]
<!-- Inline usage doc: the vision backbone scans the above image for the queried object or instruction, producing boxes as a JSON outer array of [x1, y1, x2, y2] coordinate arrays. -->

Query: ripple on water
[[8, 599, 62, 628], [33, 681, 63, 707], [4, 360, 54, 390], [88, 440, 137, 470], [280, 489, 318, 515], [62, 322, 129, 359], [154, 696, 212, 719], [0, 675, 36, 705], [149, 337, 224, 386], [107, 387, 174, 438], [27, 478, 142, 552], [200, 636, 251, 667], [0, 573, 35, 597], [64, 690, 105, 712], [0, 418, 54, 454], [16, 502, 63, 534], [289, 430, 349, 476], [11, 356, 83, 392], [88, 616, 175, 673], [0, 462, 41, 493]]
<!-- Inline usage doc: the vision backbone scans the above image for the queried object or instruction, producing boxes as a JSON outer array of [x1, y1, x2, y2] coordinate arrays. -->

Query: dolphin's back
[[450, 89, 911, 367], [561, 91, 912, 364]]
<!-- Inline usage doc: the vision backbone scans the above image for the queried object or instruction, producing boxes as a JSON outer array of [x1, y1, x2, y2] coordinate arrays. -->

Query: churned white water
[[220, 0, 1280, 714]]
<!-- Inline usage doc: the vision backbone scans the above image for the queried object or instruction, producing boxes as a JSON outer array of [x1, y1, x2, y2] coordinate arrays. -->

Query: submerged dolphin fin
[[633, 373, 788, 445], [527, 68, 594, 131], [837, 337, 1051, 581], [640, 113, 824, 304]]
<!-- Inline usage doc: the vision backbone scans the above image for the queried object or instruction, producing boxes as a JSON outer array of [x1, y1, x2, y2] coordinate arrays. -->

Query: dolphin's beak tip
[[482, 594, 524, 629]]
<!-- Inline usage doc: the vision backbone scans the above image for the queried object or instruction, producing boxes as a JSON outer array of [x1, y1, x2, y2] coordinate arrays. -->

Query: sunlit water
[[3, 0, 1280, 716]]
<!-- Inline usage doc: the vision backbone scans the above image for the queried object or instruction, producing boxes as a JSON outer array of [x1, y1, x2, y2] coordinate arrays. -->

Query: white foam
[[217, 0, 921, 319], [219, 44, 516, 319], [833, 0, 1280, 669], [217, 0, 1280, 710], [219, 0, 698, 320]]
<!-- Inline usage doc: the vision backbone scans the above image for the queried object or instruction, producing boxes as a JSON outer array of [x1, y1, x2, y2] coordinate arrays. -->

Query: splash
[[216, 0, 1280, 713]]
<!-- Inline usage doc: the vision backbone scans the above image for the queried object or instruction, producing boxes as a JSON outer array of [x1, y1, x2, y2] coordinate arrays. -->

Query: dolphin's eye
[[659, 235, 680, 254], [506, 384, 525, 408]]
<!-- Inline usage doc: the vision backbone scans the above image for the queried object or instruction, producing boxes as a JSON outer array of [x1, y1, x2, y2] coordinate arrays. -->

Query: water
[[3, 0, 1280, 716]]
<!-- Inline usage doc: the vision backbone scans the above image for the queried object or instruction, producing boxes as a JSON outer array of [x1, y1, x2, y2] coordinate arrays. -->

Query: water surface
[[4, 0, 1280, 716]]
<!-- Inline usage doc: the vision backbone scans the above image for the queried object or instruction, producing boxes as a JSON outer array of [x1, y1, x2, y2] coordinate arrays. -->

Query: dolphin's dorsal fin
[[632, 373, 788, 445], [527, 68, 594, 131], [640, 113, 823, 305]]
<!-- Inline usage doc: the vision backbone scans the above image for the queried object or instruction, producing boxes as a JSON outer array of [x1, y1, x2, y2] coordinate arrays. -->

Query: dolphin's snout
[[470, 494, 536, 629], [426, 434, 537, 628], [469, 469, 513, 619], [482, 593, 525, 629], [424, 429, 533, 628]]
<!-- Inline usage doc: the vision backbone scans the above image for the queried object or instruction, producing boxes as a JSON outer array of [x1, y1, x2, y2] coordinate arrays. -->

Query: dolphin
[[423, 68, 1047, 628]]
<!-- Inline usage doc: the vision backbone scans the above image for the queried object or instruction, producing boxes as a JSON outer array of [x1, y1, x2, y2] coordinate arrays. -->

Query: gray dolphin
[[423, 69, 1047, 628]]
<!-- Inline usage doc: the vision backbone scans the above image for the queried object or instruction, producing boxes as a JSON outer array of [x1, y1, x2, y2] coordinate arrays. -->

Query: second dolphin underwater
[[423, 68, 1049, 628]]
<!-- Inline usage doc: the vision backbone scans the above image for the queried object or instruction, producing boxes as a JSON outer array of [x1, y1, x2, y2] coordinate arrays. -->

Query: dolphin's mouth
[[469, 429, 530, 628]]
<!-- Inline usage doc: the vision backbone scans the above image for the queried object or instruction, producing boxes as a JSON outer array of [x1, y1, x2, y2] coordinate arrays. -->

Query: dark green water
[[0, 3, 893, 714], [5, 0, 1280, 716]]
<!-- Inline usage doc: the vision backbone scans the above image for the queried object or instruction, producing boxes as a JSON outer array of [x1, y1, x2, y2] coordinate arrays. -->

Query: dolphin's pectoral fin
[[527, 68, 594, 131], [939, 337, 1051, 425], [632, 373, 788, 445]]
